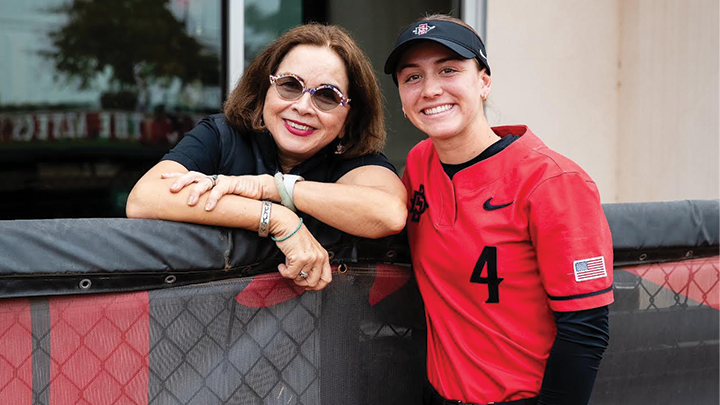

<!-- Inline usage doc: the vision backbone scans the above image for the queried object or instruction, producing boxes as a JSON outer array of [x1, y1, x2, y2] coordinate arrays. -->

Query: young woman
[[385, 15, 613, 405], [127, 23, 407, 291]]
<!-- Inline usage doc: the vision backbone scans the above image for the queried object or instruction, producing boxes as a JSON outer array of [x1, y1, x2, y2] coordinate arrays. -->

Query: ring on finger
[[298, 270, 309, 279], [207, 174, 219, 187]]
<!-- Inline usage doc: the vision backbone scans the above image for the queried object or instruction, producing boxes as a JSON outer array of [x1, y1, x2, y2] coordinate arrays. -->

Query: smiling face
[[396, 41, 490, 143], [263, 44, 351, 170]]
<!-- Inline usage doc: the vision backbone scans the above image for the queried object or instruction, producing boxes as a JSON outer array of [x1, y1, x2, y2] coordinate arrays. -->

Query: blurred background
[[0, 0, 717, 220]]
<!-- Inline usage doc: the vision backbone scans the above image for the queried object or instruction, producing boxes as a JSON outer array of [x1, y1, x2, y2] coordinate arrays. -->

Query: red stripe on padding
[[49, 292, 149, 405], [235, 273, 305, 308], [0, 299, 32, 405], [625, 256, 719, 310], [369, 264, 412, 306]]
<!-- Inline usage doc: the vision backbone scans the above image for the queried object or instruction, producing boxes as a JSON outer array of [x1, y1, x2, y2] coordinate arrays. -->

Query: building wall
[[486, 0, 719, 203], [616, 0, 719, 202], [486, 0, 621, 202]]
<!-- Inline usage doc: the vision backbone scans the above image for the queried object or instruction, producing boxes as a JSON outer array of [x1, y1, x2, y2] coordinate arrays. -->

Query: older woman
[[127, 23, 407, 291], [384, 15, 613, 405]]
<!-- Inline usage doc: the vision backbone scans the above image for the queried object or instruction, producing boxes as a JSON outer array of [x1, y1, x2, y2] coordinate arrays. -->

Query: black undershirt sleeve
[[537, 306, 610, 405]]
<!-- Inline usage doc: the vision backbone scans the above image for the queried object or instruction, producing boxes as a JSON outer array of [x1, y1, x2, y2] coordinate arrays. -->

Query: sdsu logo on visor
[[413, 23, 435, 35]]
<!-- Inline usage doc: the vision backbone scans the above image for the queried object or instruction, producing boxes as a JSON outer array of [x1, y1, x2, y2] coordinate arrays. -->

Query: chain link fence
[[2, 256, 717, 404], [0, 264, 426, 405], [593, 256, 719, 405]]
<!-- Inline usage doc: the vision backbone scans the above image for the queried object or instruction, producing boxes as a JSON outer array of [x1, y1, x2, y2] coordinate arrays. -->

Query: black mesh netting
[[593, 256, 719, 405], [0, 264, 428, 405], [0, 200, 718, 404], [1, 257, 717, 404]]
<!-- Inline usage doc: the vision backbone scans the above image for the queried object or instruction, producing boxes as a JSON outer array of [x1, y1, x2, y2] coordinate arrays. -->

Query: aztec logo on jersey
[[410, 184, 428, 222], [573, 256, 607, 282], [483, 197, 514, 211], [413, 23, 435, 35]]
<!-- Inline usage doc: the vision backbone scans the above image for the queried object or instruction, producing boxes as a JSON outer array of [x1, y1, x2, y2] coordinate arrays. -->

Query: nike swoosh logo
[[483, 198, 514, 211]]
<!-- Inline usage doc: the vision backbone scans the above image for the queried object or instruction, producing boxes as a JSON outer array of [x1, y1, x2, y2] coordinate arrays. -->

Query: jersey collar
[[442, 125, 545, 192], [425, 125, 544, 227]]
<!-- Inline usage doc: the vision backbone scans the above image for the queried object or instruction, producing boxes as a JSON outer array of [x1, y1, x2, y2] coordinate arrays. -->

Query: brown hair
[[224, 23, 385, 159], [418, 14, 486, 72], [419, 14, 478, 33]]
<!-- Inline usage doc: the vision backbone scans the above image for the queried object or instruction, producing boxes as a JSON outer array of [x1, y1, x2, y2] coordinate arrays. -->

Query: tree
[[44, 0, 219, 108]]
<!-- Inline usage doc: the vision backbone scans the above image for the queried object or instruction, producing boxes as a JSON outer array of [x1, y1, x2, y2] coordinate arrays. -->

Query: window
[[0, 0, 222, 218]]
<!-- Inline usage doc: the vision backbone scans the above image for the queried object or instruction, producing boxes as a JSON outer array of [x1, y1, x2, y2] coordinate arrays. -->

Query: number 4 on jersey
[[470, 246, 503, 303]]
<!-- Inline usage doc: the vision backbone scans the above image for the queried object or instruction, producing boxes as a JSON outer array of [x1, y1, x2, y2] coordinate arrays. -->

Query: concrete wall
[[486, 0, 719, 203], [616, 0, 719, 202], [486, 0, 620, 202]]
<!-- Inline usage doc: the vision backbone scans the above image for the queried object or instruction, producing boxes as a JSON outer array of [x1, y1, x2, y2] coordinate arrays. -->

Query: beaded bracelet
[[271, 218, 304, 242]]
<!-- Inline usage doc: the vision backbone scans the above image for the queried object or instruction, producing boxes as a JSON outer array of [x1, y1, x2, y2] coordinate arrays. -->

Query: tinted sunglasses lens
[[274, 76, 303, 99], [313, 88, 342, 111]]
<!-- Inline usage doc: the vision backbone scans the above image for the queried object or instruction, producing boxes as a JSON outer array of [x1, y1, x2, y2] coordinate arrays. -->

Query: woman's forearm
[[291, 167, 407, 238], [126, 161, 298, 237], [128, 161, 407, 239]]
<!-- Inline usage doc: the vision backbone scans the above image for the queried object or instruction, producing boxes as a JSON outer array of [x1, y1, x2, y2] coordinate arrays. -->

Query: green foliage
[[44, 0, 219, 90]]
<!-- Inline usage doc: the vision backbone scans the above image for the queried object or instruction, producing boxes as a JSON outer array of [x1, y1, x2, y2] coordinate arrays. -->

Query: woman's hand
[[271, 209, 332, 291], [161, 172, 279, 210]]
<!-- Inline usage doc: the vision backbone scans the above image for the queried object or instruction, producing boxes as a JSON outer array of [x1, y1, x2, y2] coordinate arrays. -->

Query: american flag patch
[[573, 256, 607, 282]]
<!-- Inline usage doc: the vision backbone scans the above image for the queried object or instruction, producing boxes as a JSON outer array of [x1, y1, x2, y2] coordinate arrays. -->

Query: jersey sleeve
[[162, 116, 222, 173], [528, 172, 614, 311]]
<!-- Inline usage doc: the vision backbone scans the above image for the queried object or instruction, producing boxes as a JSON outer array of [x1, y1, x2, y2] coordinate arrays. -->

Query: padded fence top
[[604, 200, 718, 266], [0, 200, 717, 297], [0, 213, 410, 297], [604, 200, 718, 250]]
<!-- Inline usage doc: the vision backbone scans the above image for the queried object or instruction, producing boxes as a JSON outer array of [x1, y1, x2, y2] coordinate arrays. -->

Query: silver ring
[[207, 174, 218, 187], [299, 270, 309, 279]]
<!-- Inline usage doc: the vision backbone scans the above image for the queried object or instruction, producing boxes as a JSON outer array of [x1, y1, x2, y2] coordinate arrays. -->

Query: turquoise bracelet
[[271, 217, 304, 242]]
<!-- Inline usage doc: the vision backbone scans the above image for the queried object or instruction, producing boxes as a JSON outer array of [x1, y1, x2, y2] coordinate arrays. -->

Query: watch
[[274, 172, 304, 212]]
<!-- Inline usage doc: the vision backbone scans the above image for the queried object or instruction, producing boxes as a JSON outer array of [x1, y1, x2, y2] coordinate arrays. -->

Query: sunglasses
[[269, 73, 351, 112]]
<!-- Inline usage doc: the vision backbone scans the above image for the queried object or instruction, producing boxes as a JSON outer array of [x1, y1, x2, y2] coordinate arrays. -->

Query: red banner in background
[[0, 111, 198, 147]]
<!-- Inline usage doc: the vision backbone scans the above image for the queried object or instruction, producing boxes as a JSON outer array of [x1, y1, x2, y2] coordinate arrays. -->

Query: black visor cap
[[384, 20, 490, 80]]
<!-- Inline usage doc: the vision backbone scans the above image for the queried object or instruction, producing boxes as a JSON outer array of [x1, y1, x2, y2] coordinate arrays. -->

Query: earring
[[335, 141, 345, 155], [403, 112, 407, 119]]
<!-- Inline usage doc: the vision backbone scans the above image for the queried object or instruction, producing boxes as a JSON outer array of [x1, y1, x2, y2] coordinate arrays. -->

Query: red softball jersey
[[402, 125, 614, 404]]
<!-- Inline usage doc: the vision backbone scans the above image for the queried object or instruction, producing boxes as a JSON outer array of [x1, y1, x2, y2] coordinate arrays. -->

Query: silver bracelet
[[258, 201, 272, 237]]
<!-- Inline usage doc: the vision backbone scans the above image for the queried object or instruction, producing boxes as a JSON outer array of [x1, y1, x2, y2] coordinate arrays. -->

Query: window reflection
[[0, 0, 220, 145], [0, 0, 221, 219], [243, 0, 301, 67]]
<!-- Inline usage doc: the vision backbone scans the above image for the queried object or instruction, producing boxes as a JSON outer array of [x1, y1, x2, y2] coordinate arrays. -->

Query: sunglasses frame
[[269, 73, 351, 111]]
